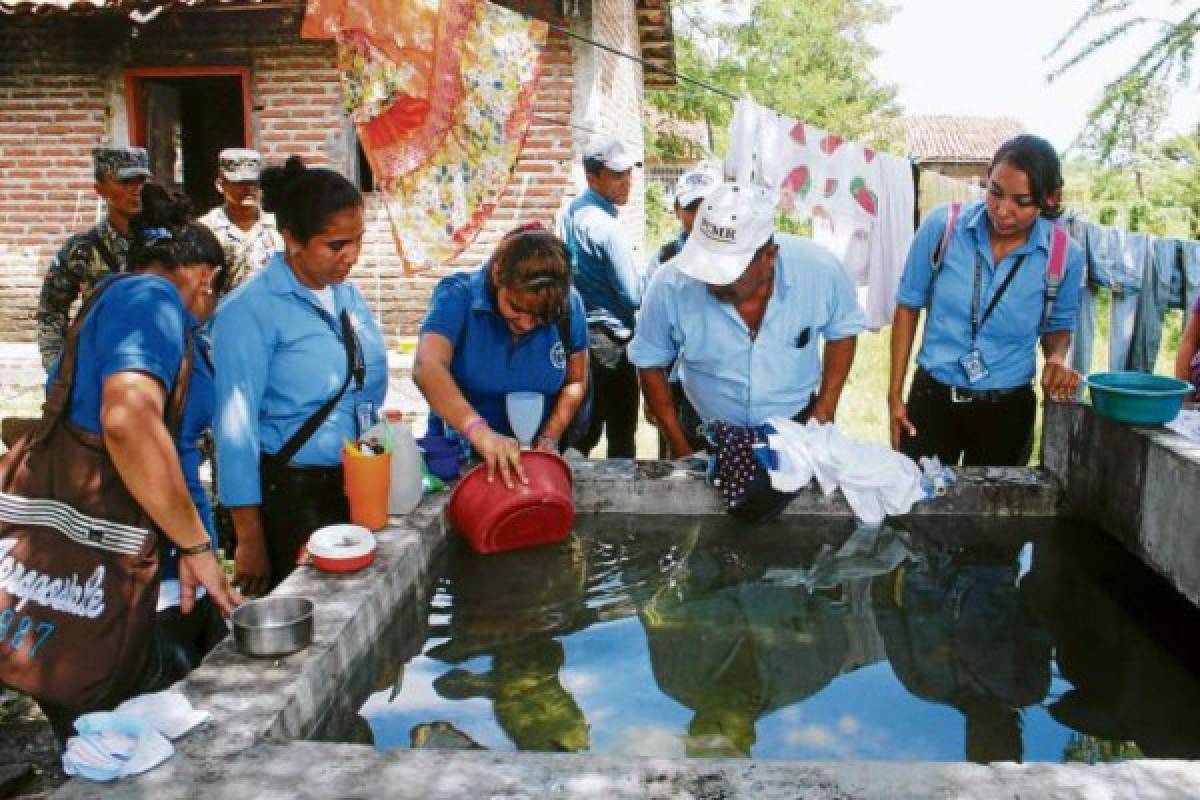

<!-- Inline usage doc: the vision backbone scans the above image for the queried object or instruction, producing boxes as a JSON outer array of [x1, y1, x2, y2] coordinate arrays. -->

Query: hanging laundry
[[1107, 233, 1149, 370], [1176, 241, 1200, 316], [861, 152, 915, 329], [726, 98, 913, 330], [726, 98, 881, 231], [916, 169, 980, 221], [1084, 222, 1123, 288], [1129, 238, 1181, 372], [304, 0, 547, 272]]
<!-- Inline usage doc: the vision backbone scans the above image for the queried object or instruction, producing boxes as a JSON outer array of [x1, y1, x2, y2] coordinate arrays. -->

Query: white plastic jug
[[387, 421, 425, 515]]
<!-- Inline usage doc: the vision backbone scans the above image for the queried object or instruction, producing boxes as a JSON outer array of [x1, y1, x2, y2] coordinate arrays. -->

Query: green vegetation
[[1049, 2, 1199, 161], [645, 0, 901, 160]]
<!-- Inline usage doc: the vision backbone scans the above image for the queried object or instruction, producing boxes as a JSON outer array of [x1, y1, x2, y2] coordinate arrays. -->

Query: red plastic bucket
[[446, 451, 575, 554]]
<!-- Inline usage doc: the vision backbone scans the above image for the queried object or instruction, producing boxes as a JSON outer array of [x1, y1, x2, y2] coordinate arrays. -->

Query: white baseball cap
[[668, 182, 777, 286], [674, 166, 720, 208], [583, 134, 641, 172]]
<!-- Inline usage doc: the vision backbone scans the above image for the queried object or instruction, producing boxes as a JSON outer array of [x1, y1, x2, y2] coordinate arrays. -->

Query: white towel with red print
[[726, 98, 914, 329]]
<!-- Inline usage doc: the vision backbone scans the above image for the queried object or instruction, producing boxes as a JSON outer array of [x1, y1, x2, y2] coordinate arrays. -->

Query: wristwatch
[[536, 434, 559, 450], [177, 541, 214, 556]]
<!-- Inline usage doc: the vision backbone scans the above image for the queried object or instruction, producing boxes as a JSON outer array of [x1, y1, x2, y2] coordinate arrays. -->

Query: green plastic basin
[[1083, 371, 1193, 426]]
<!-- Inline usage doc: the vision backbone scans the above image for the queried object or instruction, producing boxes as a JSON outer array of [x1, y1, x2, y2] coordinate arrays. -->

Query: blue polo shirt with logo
[[420, 267, 588, 438]]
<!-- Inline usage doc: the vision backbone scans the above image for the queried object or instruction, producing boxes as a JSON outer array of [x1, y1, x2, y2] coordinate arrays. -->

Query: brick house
[[0, 0, 675, 342], [902, 114, 1026, 185]]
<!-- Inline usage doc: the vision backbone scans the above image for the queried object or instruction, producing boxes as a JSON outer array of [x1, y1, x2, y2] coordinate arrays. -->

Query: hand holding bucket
[[342, 445, 391, 531]]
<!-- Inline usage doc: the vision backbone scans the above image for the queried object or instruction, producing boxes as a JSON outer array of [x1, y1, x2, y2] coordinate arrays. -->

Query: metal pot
[[232, 596, 314, 658]]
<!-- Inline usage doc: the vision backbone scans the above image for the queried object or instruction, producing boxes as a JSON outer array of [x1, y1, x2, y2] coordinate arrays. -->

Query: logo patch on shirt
[[550, 342, 567, 370]]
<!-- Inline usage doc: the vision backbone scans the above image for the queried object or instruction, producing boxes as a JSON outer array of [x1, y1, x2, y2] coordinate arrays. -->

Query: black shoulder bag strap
[[86, 228, 122, 274], [270, 310, 363, 468]]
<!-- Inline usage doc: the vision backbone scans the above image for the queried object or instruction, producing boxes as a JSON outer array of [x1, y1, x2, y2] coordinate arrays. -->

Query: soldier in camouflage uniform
[[35, 145, 151, 368], [198, 148, 282, 294]]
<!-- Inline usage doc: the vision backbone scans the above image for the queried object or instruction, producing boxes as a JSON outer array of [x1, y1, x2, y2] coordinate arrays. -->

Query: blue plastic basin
[[1083, 371, 1194, 426]]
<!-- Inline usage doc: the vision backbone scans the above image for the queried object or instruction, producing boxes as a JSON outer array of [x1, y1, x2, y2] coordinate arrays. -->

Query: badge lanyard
[[968, 250, 1028, 346]]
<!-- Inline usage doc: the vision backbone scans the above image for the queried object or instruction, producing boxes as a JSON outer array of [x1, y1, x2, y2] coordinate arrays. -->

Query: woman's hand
[[469, 425, 527, 489], [889, 395, 916, 451], [234, 528, 271, 598], [180, 551, 243, 617], [1041, 359, 1081, 403]]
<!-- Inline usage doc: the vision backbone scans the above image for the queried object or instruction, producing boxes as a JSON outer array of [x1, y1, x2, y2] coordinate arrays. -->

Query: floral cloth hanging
[[303, 0, 546, 272]]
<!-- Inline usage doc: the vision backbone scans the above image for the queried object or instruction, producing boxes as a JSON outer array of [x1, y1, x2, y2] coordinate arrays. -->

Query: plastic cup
[[506, 391, 544, 447], [342, 450, 391, 531]]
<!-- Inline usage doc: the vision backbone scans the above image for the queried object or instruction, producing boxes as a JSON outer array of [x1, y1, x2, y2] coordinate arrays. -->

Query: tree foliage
[[645, 0, 901, 159], [1048, 2, 1199, 158]]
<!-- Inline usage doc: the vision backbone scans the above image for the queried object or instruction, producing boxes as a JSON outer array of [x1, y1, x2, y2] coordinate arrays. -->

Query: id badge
[[355, 400, 376, 435], [959, 348, 990, 385]]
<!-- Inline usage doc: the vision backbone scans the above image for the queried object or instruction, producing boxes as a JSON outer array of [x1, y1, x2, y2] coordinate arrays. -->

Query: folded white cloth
[[62, 692, 210, 782], [63, 713, 173, 782], [764, 418, 926, 527], [115, 690, 212, 740], [1166, 409, 1200, 443]]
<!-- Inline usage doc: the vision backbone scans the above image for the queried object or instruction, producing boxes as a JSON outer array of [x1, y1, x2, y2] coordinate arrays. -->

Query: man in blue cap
[[560, 133, 644, 458], [36, 145, 151, 368]]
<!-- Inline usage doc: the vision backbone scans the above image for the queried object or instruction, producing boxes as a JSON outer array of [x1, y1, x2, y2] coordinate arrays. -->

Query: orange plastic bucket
[[446, 451, 575, 554], [342, 450, 391, 531]]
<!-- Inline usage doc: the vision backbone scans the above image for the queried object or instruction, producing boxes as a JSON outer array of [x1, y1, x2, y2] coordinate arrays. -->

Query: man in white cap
[[36, 145, 151, 368], [629, 182, 865, 461], [199, 147, 282, 294], [560, 133, 644, 458], [644, 165, 721, 456]]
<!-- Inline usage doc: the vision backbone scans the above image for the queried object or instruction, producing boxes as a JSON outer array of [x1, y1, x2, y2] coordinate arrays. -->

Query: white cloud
[[786, 724, 837, 750], [606, 725, 686, 759]]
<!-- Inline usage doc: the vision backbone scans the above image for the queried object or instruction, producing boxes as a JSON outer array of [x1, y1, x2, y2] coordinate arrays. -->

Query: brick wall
[[0, 0, 649, 341], [570, 0, 648, 257]]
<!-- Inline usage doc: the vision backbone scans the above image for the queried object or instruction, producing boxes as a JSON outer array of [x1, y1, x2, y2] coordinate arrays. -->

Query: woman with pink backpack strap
[[888, 135, 1085, 466]]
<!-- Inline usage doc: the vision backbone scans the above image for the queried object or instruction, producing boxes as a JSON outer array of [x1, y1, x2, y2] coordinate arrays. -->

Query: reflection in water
[[1024, 532, 1200, 760], [425, 537, 592, 752], [357, 515, 1200, 762], [872, 540, 1052, 763]]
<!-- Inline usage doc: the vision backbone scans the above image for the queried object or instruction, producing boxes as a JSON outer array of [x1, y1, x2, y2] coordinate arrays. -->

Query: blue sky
[[869, 0, 1200, 150]]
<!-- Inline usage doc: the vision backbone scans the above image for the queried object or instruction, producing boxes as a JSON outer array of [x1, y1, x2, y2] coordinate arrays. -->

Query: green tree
[[1048, 2, 1199, 156], [646, 0, 901, 157]]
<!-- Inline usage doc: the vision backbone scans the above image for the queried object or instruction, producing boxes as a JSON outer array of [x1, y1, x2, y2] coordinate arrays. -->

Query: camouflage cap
[[218, 148, 263, 182], [92, 145, 151, 182]]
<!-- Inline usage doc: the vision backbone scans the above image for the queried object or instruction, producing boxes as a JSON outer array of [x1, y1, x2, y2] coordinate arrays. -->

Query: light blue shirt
[[561, 188, 641, 329], [896, 202, 1084, 390], [629, 234, 866, 426], [212, 253, 388, 507]]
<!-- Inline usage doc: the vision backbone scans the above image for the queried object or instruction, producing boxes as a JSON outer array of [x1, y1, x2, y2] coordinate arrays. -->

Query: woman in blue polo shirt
[[413, 225, 588, 488], [213, 156, 387, 595], [38, 185, 240, 742], [888, 135, 1084, 466]]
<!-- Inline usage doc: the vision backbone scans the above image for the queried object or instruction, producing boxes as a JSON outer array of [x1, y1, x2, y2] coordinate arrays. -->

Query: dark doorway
[[127, 70, 249, 214]]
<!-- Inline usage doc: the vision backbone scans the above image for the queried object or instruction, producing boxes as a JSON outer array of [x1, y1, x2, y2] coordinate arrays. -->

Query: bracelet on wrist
[[177, 541, 213, 556], [537, 434, 559, 448], [461, 416, 489, 440]]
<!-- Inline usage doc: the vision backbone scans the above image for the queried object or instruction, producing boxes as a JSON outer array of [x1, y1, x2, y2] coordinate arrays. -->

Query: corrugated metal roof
[[903, 114, 1026, 163]]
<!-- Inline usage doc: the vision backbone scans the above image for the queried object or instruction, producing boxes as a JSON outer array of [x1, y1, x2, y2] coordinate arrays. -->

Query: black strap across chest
[[969, 250, 1028, 341], [269, 309, 363, 467]]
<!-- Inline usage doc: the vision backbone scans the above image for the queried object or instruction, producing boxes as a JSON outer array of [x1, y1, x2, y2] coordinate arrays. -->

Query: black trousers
[[260, 459, 350, 590], [900, 368, 1036, 467], [577, 351, 639, 459], [39, 596, 228, 746]]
